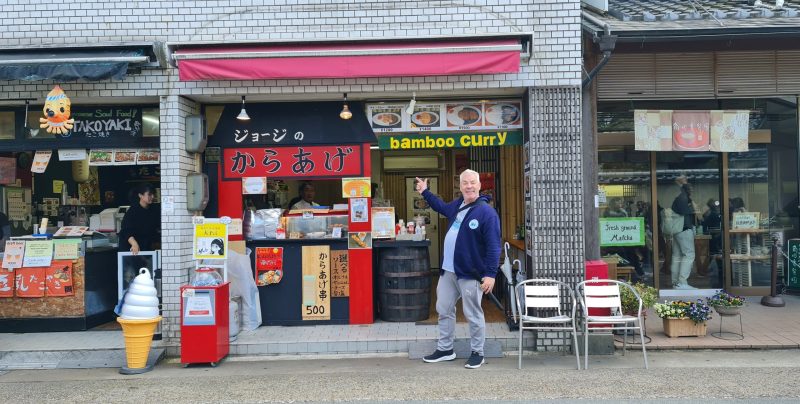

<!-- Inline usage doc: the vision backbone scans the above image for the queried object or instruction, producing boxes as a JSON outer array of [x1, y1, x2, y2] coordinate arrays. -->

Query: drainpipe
[[581, 11, 618, 89], [581, 11, 618, 261]]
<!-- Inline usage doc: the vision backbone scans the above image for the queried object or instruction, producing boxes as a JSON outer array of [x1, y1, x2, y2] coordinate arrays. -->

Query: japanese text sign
[[223, 145, 363, 179]]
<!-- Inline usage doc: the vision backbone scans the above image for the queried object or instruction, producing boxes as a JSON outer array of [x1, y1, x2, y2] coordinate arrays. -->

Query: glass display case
[[285, 213, 348, 239]]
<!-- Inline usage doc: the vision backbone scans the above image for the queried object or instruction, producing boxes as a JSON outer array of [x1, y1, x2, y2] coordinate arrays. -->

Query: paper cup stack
[[117, 268, 161, 373]]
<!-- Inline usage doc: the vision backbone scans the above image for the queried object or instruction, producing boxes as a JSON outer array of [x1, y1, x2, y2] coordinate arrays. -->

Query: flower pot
[[662, 317, 707, 338], [712, 305, 742, 316]]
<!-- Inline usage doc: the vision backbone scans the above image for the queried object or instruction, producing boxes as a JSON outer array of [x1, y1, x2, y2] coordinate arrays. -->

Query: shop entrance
[[405, 176, 441, 268]]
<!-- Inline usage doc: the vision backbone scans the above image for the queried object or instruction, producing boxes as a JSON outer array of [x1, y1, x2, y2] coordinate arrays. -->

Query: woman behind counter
[[118, 183, 160, 255]]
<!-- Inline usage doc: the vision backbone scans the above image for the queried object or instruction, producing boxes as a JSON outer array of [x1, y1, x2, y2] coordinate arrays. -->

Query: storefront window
[[598, 147, 654, 287]]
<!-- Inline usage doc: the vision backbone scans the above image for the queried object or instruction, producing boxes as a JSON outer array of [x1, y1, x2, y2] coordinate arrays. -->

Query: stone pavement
[[1, 294, 797, 370]]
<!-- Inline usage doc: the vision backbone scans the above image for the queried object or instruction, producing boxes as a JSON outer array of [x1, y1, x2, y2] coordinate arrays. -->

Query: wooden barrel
[[377, 246, 431, 322]]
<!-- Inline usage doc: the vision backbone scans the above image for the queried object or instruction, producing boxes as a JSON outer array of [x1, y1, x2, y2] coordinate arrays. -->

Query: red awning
[[172, 39, 521, 81]]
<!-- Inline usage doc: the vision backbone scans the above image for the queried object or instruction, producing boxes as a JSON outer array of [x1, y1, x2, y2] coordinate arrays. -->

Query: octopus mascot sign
[[39, 85, 74, 135]]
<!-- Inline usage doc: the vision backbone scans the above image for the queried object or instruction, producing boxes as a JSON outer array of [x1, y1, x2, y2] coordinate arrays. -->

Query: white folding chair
[[577, 279, 648, 369], [515, 279, 580, 370]]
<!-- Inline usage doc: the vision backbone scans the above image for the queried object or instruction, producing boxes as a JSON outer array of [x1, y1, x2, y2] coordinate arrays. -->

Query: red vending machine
[[180, 282, 230, 367]]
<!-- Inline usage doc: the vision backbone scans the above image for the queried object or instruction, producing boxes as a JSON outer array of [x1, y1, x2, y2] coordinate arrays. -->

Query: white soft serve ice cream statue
[[120, 268, 160, 319]]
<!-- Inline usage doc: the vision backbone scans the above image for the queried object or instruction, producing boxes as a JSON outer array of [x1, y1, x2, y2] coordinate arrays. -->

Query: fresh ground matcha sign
[[600, 217, 645, 247], [379, 130, 522, 150]]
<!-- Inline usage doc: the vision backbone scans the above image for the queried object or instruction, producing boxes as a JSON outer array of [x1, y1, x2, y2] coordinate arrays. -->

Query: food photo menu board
[[367, 99, 523, 133]]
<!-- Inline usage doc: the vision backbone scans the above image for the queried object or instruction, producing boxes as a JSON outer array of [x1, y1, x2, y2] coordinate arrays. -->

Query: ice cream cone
[[117, 316, 162, 369]]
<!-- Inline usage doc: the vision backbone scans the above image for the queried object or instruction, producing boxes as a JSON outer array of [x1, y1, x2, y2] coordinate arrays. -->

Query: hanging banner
[[634, 110, 672, 151], [15, 267, 46, 297], [45, 260, 74, 296], [710, 110, 749, 152], [301, 245, 331, 321], [222, 145, 364, 179], [255, 247, 284, 286], [673, 111, 710, 151], [0, 271, 13, 297]]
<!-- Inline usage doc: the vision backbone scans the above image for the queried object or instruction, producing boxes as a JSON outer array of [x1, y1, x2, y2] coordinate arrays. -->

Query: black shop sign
[[59, 107, 143, 140]]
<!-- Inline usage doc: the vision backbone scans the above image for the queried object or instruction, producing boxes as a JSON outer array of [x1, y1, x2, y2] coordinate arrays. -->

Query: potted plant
[[707, 291, 745, 316], [620, 282, 658, 316], [654, 300, 712, 338]]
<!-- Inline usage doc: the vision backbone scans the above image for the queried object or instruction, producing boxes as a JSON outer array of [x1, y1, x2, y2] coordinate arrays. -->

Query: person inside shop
[[118, 183, 160, 255], [703, 198, 723, 287], [670, 178, 698, 290], [417, 169, 501, 369], [602, 198, 645, 282], [288, 182, 320, 210]]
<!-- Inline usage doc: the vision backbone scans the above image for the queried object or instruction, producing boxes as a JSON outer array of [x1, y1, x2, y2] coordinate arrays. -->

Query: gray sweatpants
[[435, 271, 486, 355]]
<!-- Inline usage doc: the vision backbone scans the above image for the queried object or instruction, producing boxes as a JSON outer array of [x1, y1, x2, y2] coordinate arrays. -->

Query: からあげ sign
[[378, 130, 522, 150], [223, 145, 364, 179], [600, 217, 645, 247]]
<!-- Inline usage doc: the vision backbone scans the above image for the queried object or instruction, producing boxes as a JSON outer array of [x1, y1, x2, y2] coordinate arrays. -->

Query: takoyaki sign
[[378, 130, 522, 150], [367, 100, 523, 133]]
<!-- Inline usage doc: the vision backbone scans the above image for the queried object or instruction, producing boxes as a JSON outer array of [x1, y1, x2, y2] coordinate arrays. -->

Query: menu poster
[[22, 240, 54, 267], [31, 150, 52, 173], [2, 241, 26, 270], [53, 239, 81, 260], [113, 149, 138, 165], [350, 198, 369, 223], [45, 261, 74, 296], [88, 149, 114, 166], [242, 177, 267, 195], [0, 271, 13, 297], [372, 207, 396, 239], [368, 104, 404, 131], [15, 267, 45, 297], [0, 157, 16, 185], [341, 177, 371, 198], [301, 245, 331, 321], [331, 250, 349, 297], [53, 226, 89, 238], [255, 247, 284, 286], [6, 188, 28, 221], [137, 149, 160, 165]]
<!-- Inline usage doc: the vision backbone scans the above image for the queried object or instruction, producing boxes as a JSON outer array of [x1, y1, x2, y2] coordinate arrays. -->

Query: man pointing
[[417, 169, 501, 369]]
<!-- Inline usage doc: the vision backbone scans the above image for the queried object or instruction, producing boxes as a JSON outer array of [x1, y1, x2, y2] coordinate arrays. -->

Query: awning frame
[[167, 34, 532, 67], [0, 42, 164, 69]]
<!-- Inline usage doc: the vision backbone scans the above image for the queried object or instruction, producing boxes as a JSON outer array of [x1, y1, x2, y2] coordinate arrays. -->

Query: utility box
[[180, 282, 230, 366]]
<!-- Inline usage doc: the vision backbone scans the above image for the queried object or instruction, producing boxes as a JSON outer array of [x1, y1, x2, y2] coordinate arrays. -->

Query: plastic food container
[[191, 267, 223, 286]]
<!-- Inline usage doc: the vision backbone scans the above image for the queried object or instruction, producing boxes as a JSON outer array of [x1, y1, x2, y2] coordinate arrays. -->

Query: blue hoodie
[[422, 189, 501, 280]]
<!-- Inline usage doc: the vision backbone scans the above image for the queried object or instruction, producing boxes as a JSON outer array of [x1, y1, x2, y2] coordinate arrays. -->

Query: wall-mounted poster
[[341, 177, 371, 198], [350, 198, 369, 223], [113, 149, 138, 165], [372, 207, 396, 239], [408, 104, 443, 130], [255, 247, 283, 286], [137, 149, 160, 165], [193, 220, 228, 260], [88, 149, 113, 166], [331, 250, 349, 297], [242, 177, 267, 195], [2, 241, 26, 270], [446, 103, 484, 129], [31, 150, 52, 173], [484, 101, 522, 127]]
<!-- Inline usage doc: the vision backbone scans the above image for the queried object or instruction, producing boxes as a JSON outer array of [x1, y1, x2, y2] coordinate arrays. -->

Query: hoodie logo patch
[[468, 219, 479, 229]]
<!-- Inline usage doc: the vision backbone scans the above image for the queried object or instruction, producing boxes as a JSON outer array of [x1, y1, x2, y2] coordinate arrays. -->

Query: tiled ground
[[1, 294, 797, 367]]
